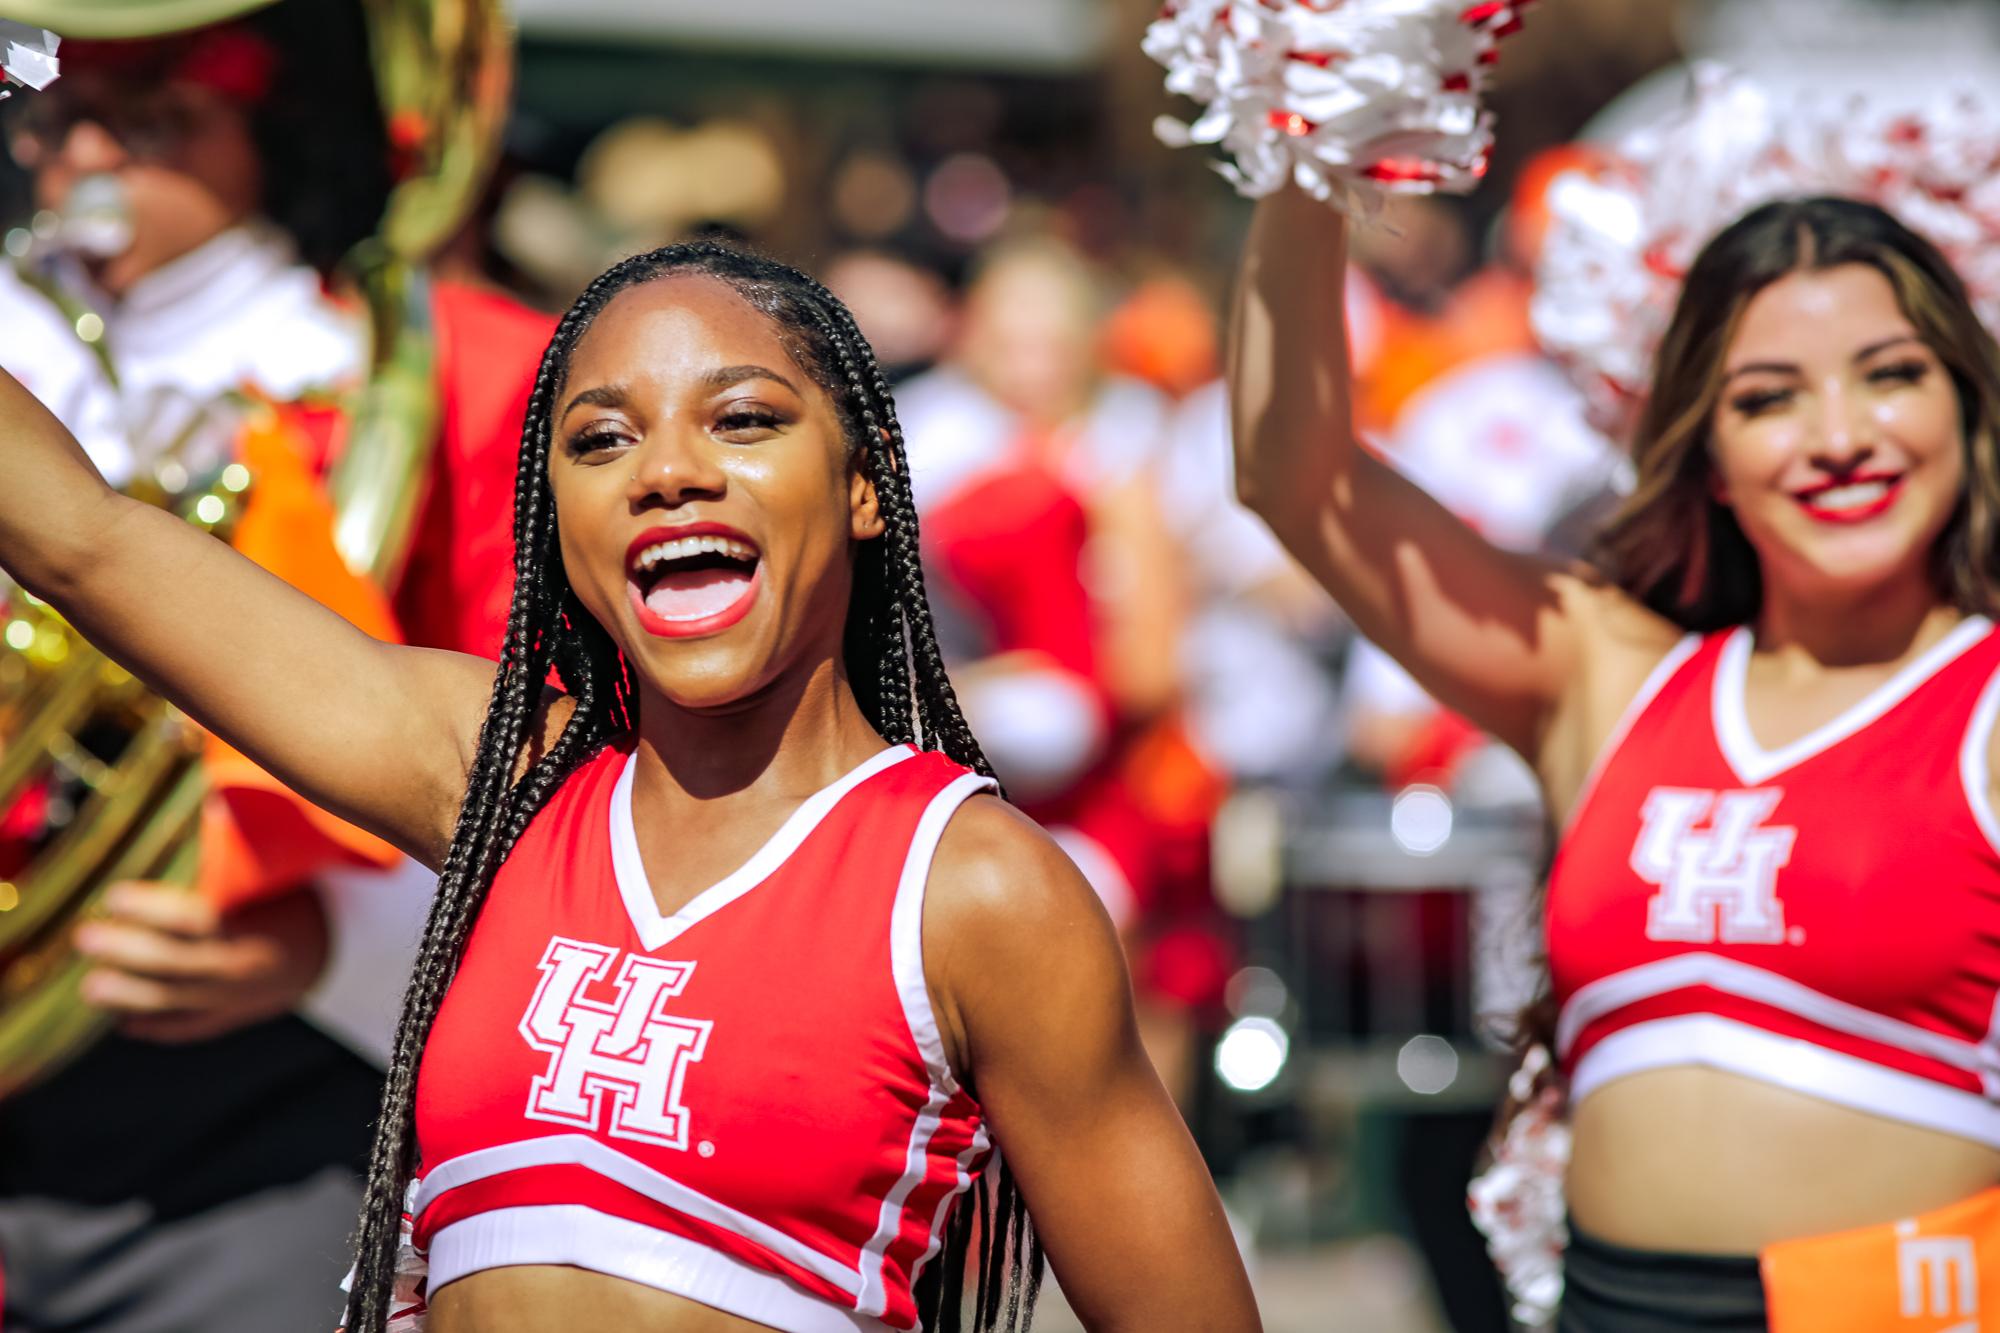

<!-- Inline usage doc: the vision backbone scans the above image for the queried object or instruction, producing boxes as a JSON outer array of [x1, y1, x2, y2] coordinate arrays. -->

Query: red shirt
[[414, 742, 994, 1330], [1548, 618, 2000, 1145]]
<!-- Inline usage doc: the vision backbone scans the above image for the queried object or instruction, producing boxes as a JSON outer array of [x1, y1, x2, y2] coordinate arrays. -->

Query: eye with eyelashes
[[1727, 386, 1793, 418], [1864, 358, 1931, 389], [563, 422, 633, 459], [713, 403, 789, 439], [1725, 358, 1938, 419], [561, 404, 791, 458]]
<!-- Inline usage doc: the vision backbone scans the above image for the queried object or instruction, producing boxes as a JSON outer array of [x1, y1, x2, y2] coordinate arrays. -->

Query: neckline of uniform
[[1713, 615, 1993, 785], [608, 743, 915, 951]]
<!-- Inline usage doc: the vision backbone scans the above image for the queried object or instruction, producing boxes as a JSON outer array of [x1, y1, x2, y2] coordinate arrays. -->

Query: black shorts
[[1558, 1225, 1767, 1332]]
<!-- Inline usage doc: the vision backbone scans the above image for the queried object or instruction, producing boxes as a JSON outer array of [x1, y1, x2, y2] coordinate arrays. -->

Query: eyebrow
[[1721, 334, 1929, 385], [703, 364, 802, 395], [559, 365, 803, 420], [559, 383, 630, 419]]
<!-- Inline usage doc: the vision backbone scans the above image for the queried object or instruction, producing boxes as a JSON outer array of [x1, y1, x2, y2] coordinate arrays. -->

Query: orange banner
[[1763, 1187, 2000, 1333]]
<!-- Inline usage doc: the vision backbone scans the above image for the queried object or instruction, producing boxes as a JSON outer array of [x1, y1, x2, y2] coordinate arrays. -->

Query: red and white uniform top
[[1547, 616, 2000, 1146], [413, 742, 995, 1331]]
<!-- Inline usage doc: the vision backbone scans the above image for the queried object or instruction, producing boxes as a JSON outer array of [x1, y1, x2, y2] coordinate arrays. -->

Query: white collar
[[55, 222, 309, 359]]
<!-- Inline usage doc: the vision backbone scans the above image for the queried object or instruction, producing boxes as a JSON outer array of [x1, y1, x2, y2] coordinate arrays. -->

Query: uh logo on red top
[[1631, 787, 1800, 947], [519, 936, 714, 1152]]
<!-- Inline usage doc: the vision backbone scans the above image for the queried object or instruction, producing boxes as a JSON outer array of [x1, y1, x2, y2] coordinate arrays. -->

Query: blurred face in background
[[1349, 195, 1471, 312], [823, 250, 955, 380], [956, 244, 1103, 429], [6, 41, 265, 295]]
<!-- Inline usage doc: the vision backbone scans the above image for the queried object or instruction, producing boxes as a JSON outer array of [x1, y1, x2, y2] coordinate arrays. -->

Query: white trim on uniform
[[1958, 662, 2000, 860], [1713, 617, 1993, 786], [1556, 953, 1984, 1073], [1965, 665, 2000, 1103], [609, 745, 916, 950], [1571, 1014, 2000, 1149], [858, 1084, 952, 1319], [426, 1205, 894, 1333], [1982, 992, 2000, 1102], [414, 1134, 861, 1297], [915, 1119, 992, 1283], [858, 770, 996, 1317], [1957, 663, 2000, 1100], [885, 771, 992, 1097], [1560, 633, 1701, 836]]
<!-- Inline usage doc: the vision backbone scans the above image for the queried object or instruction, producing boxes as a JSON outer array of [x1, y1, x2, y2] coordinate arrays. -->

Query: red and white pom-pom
[[0, 21, 58, 98], [1143, 0, 1532, 214], [337, 1181, 431, 1333], [1467, 1045, 1570, 1329], [1533, 64, 2000, 441]]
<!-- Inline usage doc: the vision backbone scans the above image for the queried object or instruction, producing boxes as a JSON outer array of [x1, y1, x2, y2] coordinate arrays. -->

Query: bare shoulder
[[1537, 568, 1692, 816], [921, 795, 1128, 1080], [924, 794, 1112, 946]]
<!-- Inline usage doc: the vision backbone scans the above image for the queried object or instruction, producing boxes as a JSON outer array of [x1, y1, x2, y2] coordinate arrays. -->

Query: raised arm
[[1229, 186, 1602, 758], [929, 799, 1260, 1332], [0, 368, 493, 866]]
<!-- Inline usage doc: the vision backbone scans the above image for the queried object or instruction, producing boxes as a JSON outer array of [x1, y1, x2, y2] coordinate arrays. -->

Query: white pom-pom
[[1142, 0, 1532, 214], [1468, 1051, 1570, 1330], [0, 21, 59, 98], [1533, 65, 2000, 441], [336, 1180, 431, 1332]]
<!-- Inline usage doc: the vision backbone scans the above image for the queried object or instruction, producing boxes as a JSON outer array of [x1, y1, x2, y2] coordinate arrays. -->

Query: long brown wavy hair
[[1594, 195, 2000, 630]]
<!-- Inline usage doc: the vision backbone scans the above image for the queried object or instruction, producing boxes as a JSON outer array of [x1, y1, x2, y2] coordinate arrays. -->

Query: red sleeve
[[392, 280, 556, 657]]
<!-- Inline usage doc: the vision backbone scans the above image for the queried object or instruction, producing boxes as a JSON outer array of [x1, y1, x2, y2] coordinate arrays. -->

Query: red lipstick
[[625, 523, 762, 640], [1791, 472, 1904, 524]]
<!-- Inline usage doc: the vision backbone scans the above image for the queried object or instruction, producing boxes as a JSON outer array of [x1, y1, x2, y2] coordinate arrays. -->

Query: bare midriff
[[427, 1266, 780, 1333], [1567, 1066, 2000, 1253]]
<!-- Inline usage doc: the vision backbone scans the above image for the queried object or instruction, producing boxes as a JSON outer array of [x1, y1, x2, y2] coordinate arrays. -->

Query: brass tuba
[[0, 0, 514, 1094]]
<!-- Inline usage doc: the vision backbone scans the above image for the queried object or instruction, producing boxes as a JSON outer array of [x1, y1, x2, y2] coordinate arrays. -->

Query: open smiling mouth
[[626, 528, 763, 638], [1793, 474, 1904, 524]]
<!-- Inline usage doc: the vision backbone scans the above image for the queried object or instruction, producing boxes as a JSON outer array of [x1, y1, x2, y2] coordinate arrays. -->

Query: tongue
[[644, 568, 753, 621]]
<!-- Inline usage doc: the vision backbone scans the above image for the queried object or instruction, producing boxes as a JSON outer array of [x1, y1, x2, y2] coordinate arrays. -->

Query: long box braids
[[343, 242, 1041, 1333]]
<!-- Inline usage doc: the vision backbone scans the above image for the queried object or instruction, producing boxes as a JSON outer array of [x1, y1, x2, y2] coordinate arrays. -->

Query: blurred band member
[[898, 240, 1231, 1101], [0, 3, 550, 1328]]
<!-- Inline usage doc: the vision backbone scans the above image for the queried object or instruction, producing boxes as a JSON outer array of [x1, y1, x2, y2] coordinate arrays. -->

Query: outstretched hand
[[75, 880, 330, 1043]]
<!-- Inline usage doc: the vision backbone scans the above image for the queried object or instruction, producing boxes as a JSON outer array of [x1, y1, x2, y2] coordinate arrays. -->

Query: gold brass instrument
[[0, 0, 514, 1095], [338, 0, 517, 584], [0, 469, 251, 1087]]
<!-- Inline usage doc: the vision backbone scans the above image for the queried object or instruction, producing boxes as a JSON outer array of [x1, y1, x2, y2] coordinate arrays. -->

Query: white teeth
[[1805, 480, 1891, 511], [634, 535, 758, 574]]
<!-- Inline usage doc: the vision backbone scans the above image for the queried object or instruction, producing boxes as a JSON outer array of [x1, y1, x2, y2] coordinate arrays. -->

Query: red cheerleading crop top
[[1547, 616, 2000, 1146], [413, 742, 995, 1332]]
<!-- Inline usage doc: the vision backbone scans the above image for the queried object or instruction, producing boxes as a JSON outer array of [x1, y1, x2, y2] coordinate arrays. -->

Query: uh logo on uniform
[[1630, 787, 1798, 945], [519, 937, 713, 1149]]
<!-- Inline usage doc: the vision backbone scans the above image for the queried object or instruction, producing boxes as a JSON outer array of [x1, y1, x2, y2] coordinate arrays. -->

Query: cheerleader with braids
[[0, 243, 1261, 1333]]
